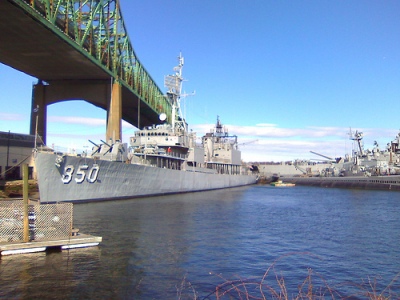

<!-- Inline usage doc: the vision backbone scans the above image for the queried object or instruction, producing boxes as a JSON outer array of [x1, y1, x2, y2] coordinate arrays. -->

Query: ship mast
[[164, 53, 187, 133], [349, 128, 364, 157]]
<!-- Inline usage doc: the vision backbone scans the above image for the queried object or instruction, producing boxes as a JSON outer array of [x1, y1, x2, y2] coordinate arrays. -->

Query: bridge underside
[[1, 0, 162, 143], [29, 80, 160, 143]]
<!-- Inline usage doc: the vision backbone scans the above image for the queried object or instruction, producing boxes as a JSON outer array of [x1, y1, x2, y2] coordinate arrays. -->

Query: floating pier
[[0, 164, 102, 256], [0, 233, 102, 256], [0, 199, 102, 256]]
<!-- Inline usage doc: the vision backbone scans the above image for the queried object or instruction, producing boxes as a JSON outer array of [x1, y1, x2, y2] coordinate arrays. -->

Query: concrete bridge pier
[[30, 82, 47, 145], [29, 79, 123, 147], [106, 81, 122, 143]]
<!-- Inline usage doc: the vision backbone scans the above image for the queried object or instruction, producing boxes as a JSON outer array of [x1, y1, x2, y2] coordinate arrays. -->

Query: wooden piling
[[23, 164, 29, 242]]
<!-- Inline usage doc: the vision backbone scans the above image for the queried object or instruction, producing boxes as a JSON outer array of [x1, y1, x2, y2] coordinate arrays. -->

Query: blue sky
[[1, 0, 400, 161]]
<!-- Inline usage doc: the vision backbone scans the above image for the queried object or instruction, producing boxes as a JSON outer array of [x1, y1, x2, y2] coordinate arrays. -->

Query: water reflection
[[1, 186, 399, 299], [0, 247, 101, 299]]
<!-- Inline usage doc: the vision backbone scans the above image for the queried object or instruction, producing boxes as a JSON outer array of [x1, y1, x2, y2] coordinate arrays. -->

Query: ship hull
[[284, 175, 400, 191], [35, 152, 257, 203], [259, 162, 333, 177]]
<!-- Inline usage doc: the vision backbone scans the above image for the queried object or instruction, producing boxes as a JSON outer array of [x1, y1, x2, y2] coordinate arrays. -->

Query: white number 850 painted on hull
[[62, 164, 100, 184]]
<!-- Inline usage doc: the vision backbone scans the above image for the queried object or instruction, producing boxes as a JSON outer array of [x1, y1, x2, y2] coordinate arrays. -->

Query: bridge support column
[[106, 81, 122, 143], [30, 81, 47, 145]]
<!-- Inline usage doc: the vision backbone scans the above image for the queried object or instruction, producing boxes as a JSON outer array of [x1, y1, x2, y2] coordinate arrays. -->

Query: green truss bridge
[[0, 0, 173, 144]]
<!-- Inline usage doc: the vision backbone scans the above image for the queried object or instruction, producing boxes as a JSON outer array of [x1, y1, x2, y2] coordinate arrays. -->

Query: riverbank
[[0, 179, 40, 199]]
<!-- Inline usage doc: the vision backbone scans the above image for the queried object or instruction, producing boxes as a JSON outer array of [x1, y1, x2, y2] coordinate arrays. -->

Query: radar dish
[[159, 113, 167, 121]]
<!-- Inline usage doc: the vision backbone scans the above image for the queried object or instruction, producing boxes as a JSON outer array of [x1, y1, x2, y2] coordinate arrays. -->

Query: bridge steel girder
[[4, 0, 172, 141]]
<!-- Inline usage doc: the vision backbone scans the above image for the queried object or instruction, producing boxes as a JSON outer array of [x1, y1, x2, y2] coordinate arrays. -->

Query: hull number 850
[[62, 164, 99, 184]]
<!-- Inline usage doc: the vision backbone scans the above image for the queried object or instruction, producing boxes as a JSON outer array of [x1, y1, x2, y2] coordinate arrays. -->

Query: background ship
[[278, 129, 400, 190], [34, 54, 257, 203], [259, 129, 400, 178]]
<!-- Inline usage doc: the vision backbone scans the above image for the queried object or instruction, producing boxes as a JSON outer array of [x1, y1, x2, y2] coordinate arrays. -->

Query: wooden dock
[[1, 166, 102, 256], [0, 233, 102, 256]]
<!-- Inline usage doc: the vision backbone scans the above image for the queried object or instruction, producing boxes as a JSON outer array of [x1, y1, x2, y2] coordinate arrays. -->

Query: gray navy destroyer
[[282, 129, 400, 190], [34, 54, 257, 203]]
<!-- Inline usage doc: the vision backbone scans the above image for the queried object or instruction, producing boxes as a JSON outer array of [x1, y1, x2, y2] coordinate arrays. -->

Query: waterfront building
[[0, 131, 43, 180]]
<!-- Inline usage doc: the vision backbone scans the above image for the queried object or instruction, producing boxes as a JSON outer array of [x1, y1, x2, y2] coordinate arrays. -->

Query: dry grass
[[177, 253, 400, 300], [0, 179, 39, 199]]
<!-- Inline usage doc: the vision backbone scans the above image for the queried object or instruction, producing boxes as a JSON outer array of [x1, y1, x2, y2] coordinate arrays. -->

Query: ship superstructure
[[338, 129, 400, 176], [203, 116, 242, 175]]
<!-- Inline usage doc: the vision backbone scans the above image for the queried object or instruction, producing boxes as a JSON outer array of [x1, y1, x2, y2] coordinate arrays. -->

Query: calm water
[[1, 185, 400, 299]]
